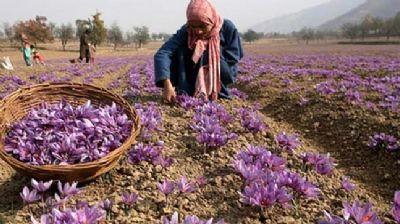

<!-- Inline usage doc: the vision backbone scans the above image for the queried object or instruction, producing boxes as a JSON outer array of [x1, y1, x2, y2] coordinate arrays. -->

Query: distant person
[[79, 28, 91, 63], [89, 43, 96, 64], [154, 0, 243, 102], [20, 34, 32, 66], [31, 45, 46, 65]]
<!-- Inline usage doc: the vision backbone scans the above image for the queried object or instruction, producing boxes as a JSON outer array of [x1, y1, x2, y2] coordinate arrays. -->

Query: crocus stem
[[27, 204, 32, 215], [260, 207, 266, 220], [41, 195, 45, 213]]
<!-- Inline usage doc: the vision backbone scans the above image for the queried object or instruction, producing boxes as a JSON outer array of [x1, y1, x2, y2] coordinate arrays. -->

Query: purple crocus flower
[[196, 176, 207, 188], [20, 186, 40, 204], [153, 156, 174, 169], [128, 142, 165, 165], [121, 192, 140, 207], [162, 211, 179, 224], [236, 107, 268, 133], [392, 191, 400, 223], [31, 214, 52, 224], [301, 152, 336, 175], [343, 201, 382, 224], [158, 179, 175, 196], [177, 176, 197, 194], [275, 132, 300, 153], [318, 211, 346, 224], [176, 95, 206, 110], [240, 181, 292, 208], [57, 181, 79, 197], [315, 154, 336, 175], [99, 198, 114, 211], [162, 212, 225, 224], [342, 177, 356, 192], [75, 205, 106, 223], [368, 133, 399, 153], [230, 88, 248, 100], [31, 179, 53, 193]]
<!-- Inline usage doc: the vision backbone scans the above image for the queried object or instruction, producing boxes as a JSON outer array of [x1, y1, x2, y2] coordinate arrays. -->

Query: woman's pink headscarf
[[186, 0, 223, 101]]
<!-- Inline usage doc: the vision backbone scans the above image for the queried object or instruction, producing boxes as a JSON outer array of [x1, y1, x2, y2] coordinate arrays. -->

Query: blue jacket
[[154, 19, 243, 98]]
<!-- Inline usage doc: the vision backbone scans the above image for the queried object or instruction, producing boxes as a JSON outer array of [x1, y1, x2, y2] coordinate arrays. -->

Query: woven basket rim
[[0, 82, 140, 171]]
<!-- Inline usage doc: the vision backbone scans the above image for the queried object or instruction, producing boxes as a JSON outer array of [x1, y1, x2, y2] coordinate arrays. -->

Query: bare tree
[[133, 26, 150, 48], [3, 22, 14, 43], [108, 23, 123, 50], [56, 23, 75, 51], [342, 23, 360, 41], [298, 27, 315, 44]]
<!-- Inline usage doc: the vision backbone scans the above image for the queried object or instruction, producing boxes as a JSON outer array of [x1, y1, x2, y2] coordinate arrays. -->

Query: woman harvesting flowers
[[154, 0, 243, 102]]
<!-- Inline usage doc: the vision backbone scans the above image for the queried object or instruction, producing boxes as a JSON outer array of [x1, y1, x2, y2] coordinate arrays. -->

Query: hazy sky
[[0, 0, 331, 33]]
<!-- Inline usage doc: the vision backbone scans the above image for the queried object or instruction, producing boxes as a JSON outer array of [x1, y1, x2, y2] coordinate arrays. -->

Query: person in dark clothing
[[79, 29, 91, 63], [154, 0, 243, 103]]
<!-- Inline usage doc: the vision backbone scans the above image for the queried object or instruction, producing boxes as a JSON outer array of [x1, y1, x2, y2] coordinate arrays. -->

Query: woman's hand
[[163, 79, 176, 103]]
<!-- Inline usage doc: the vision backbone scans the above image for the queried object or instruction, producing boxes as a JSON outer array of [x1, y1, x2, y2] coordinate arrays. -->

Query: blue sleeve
[[220, 20, 243, 85], [154, 25, 187, 88]]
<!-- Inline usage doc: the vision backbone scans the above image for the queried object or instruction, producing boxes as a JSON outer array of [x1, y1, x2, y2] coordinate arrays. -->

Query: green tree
[[56, 23, 75, 51], [382, 18, 394, 40], [108, 22, 123, 50], [394, 12, 400, 37], [371, 17, 384, 37], [133, 26, 150, 48], [342, 23, 360, 41], [242, 29, 262, 43], [89, 12, 107, 46], [360, 14, 374, 39]]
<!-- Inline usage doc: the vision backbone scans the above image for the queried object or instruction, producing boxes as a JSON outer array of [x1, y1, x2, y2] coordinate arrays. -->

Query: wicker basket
[[0, 83, 140, 183]]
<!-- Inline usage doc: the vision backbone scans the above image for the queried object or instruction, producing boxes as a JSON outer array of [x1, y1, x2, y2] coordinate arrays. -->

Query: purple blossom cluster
[[124, 65, 142, 97], [239, 54, 400, 112], [393, 191, 400, 223], [127, 141, 173, 169], [134, 103, 163, 140], [20, 179, 106, 224], [230, 88, 248, 100], [191, 114, 237, 149], [143, 61, 161, 94], [31, 205, 105, 224], [162, 212, 225, 224], [121, 191, 141, 208], [176, 95, 207, 110], [341, 176, 356, 192], [315, 81, 337, 95], [233, 145, 320, 210], [107, 78, 122, 89], [301, 152, 336, 175], [368, 133, 399, 153], [319, 201, 382, 224], [275, 132, 301, 153], [0, 75, 27, 99], [36, 73, 71, 84], [194, 102, 233, 124], [157, 176, 199, 201], [236, 107, 268, 133], [4, 100, 133, 165], [345, 90, 363, 105], [190, 103, 236, 149]]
